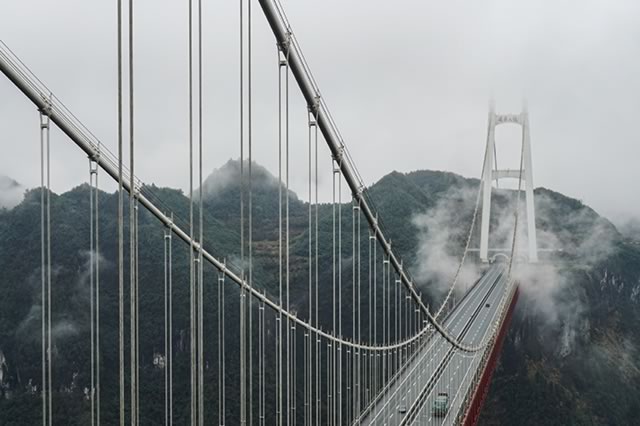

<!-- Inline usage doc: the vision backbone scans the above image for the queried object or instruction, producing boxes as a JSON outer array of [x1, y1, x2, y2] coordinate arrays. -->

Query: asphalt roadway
[[360, 263, 509, 425]]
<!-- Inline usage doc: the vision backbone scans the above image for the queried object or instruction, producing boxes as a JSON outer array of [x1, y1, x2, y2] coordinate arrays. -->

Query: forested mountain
[[1, 160, 638, 425]]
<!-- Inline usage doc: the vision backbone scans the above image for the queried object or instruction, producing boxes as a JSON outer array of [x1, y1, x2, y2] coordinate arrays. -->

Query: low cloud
[[15, 249, 108, 345], [411, 183, 622, 358], [411, 185, 482, 305], [0, 175, 24, 210]]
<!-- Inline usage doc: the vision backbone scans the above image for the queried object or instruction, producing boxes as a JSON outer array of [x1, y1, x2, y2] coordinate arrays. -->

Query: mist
[[0, 175, 24, 210], [411, 182, 624, 359]]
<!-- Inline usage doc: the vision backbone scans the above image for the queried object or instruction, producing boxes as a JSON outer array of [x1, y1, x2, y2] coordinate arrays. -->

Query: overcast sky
[[1, 0, 638, 223]]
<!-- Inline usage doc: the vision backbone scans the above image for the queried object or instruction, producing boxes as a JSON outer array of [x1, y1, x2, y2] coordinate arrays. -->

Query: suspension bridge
[[0, 0, 538, 425]]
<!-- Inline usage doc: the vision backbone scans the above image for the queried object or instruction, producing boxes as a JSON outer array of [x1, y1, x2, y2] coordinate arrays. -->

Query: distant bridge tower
[[479, 102, 538, 263]]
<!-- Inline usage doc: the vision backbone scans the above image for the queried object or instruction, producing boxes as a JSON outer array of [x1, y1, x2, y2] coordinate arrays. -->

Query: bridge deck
[[361, 264, 509, 425]]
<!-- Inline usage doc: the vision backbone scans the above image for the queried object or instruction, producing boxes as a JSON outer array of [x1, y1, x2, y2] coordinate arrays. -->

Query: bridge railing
[[455, 279, 519, 425]]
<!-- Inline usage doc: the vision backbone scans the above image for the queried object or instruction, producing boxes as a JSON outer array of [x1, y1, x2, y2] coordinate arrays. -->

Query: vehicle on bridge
[[432, 392, 450, 416]]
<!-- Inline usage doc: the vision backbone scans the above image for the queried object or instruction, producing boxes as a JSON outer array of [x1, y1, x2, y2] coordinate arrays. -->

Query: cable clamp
[[311, 95, 321, 117], [333, 146, 345, 163], [39, 92, 53, 118], [278, 31, 293, 59]]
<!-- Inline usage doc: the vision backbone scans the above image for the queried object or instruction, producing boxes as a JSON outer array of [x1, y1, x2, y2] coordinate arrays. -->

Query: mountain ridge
[[0, 162, 638, 424]]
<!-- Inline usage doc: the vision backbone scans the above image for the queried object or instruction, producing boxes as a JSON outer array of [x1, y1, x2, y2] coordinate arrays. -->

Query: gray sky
[[1, 0, 638, 223]]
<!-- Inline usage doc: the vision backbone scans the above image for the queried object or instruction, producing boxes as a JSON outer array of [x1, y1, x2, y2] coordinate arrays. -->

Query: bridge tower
[[479, 102, 538, 263]]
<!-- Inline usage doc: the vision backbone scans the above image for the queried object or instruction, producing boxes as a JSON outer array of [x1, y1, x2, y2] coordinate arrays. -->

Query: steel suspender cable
[[286, 52, 293, 426], [337, 161, 342, 426], [314, 114, 320, 426], [396, 276, 400, 375], [163, 227, 169, 426], [258, 292, 264, 426], [292, 317, 296, 422], [91, 152, 101, 426], [404, 290, 408, 368], [218, 262, 225, 426], [508, 126, 527, 279], [39, 109, 51, 426], [276, 44, 285, 426], [116, 0, 125, 423], [373, 233, 377, 396], [368, 232, 373, 405], [90, 160, 94, 426], [239, 0, 246, 421], [284, 39, 291, 426], [326, 341, 331, 425], [40, 111, 46, 426], [307, 110, 312, 426], [114, 30, 124, 426], [89, 159, 97, 426], [357, 203, 361, 421], [196, 0, 204, 423], [305, 328, 309, 415], [134, 199, 140, 425], [386, 255, 391, 383], [188, 0, 197, 422], [247, 0, 254, 422], [236, 0, 255, 422], [95, 154, 101, 426], [39, 113, 46, 426], [46, 107, 52, 426], [331, 160, 336, 426], [169, 215, 174, 426], [259, 294, 265, 426], [381, 254, 385, 389], [349, 200, 355, 423], [127, 0, 137, 421]]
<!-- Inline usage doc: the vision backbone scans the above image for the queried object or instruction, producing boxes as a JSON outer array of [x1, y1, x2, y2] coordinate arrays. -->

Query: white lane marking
[[365, 267, 503, 424], [424, 277, 509, 425], [423, 276, 507, 424]]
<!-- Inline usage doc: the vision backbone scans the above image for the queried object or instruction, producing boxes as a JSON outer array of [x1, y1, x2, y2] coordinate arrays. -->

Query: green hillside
[[0, 161, 639, 425]]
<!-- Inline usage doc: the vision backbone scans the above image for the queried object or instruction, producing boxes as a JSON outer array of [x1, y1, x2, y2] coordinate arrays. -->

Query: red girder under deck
[[462, 286, 520, 426]]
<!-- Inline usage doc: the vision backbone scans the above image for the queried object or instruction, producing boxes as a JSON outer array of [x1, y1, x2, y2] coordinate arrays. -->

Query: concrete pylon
[[479, 102, 538, 263]]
